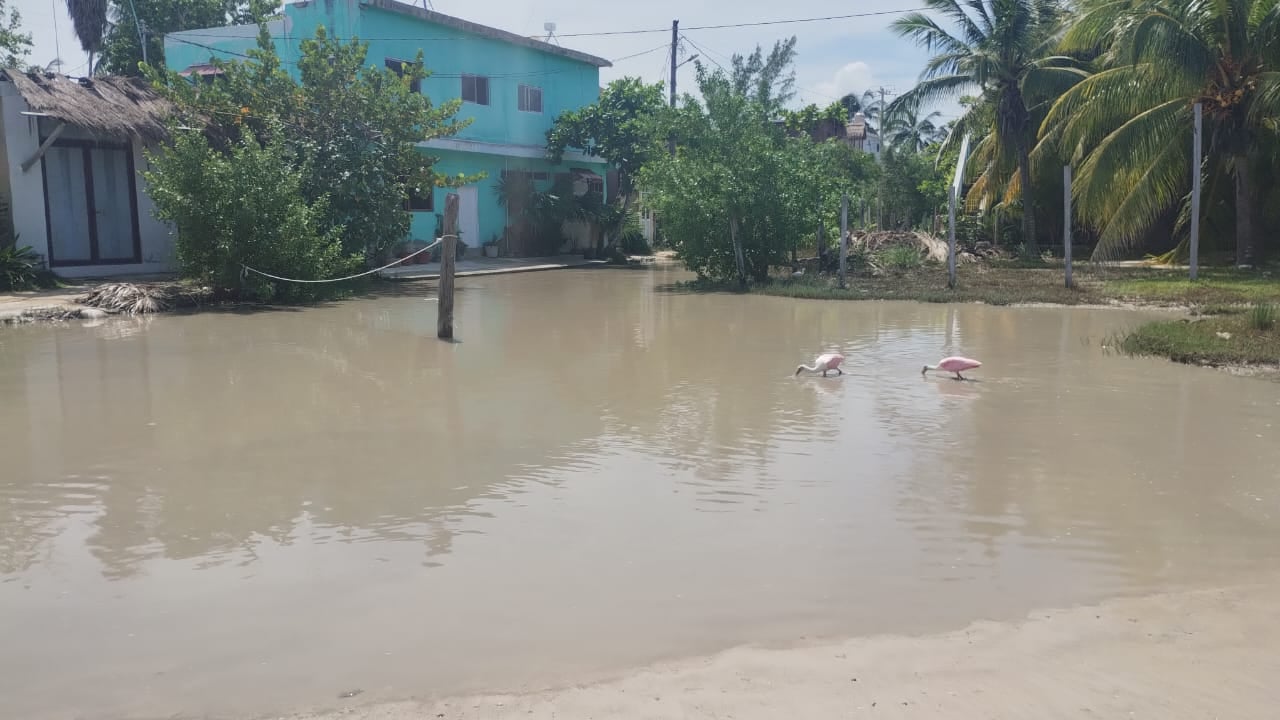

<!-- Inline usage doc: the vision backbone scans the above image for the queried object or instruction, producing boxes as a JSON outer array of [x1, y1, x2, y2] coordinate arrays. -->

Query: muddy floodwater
[[2, 266, 1279, 720]]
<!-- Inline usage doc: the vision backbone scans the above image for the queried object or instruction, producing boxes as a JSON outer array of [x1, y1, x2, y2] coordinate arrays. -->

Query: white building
[[0, 71, 175, 278]]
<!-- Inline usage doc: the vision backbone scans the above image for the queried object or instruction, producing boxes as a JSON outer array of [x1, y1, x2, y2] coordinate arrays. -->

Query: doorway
[[41, 139, 141, 266], [456, 185, 480, 254]]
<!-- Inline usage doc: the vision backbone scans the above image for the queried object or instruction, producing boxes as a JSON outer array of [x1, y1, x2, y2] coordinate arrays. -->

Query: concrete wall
[[0, 82, 175, 277]]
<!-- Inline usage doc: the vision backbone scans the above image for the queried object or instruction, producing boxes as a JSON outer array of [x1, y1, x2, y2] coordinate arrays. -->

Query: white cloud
[[808, 61, 877, 105]]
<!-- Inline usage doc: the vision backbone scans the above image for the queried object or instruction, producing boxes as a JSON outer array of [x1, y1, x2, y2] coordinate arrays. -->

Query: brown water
[[2, 266, 1279, 720]]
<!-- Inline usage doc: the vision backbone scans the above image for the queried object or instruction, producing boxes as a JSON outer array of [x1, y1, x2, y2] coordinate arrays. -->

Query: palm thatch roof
[[2, 70, 173, 143]]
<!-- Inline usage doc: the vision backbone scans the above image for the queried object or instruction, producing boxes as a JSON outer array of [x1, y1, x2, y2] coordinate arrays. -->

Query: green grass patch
[[877, 246, 924, 272], [1121, 315, 1280, 366], [1104, 267, 1280, 305]]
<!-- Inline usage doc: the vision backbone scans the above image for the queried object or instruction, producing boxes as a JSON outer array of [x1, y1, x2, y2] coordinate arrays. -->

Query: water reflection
[[2, 267, 1280, 719]]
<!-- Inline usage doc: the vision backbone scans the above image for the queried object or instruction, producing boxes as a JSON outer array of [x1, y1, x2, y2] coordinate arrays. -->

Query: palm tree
[[890, 0, 1083, 252], [1044, 0, 1280, 264], [885, 104, 946, 151], [65, 0, 108, 74]]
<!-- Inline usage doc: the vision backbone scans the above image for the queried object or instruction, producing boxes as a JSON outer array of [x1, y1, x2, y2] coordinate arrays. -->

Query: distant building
[[775, 110, 881, 160], [844, 112, 881, 159]]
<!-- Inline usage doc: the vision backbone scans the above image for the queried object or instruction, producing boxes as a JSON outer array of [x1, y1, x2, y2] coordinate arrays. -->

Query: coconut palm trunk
[[1234, 151, 1259, 267], [1017, 140, 1037, 254]]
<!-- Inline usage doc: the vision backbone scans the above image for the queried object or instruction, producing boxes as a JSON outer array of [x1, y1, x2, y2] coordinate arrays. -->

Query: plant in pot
[[483, 234, 500, 258]]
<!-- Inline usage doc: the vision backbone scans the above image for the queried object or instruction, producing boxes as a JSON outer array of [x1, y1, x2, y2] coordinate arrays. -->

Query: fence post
[[438, 193, 458, 340], [1064, 165, 1073, 289], [947, 185, 957, 289], [1190, 102, 1202, 281], [839, 194, 849, 289]]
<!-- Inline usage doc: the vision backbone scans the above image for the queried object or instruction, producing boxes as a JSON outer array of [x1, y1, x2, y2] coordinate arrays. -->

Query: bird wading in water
[[796, 353, 845, 377], [922, 356, 981, 381]]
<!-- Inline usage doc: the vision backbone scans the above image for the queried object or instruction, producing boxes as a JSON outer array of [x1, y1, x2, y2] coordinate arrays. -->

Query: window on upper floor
[[461, 74, 490, 105], [385, 58, 422, 94], [403, 180, 434, 212], [518, 84, 543, 113]]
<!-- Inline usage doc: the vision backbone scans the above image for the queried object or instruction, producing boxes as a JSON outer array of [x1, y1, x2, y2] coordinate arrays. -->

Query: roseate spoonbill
[[922, 356, 981, 381], [796, 352, 845, 377]]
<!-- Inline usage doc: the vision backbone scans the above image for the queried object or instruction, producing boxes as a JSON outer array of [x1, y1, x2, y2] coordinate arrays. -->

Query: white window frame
[[518, 84, 543, 113]]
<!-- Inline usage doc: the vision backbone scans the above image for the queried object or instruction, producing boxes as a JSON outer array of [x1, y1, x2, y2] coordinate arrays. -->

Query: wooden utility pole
[[1059, 165, 1070, 285], [668, 20, 678, 156], [947, 186, 957, 289], [1063, 165, 1073, 289], [438, 193, 458, 340], [1190, 102, 1202, 281], [839, 194, 849, 289]]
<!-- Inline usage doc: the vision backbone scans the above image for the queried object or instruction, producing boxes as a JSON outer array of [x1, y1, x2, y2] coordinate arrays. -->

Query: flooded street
[[3, 266, 1279, 720]]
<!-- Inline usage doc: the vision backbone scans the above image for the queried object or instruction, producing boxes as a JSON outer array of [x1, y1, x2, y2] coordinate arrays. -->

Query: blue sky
[[20, 0, 957, 120]]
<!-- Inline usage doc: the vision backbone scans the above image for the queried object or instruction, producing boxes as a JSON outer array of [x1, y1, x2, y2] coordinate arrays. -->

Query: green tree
[[891, 0, 1082, 252], [0, 0, 32, 68], [101, 0, 275, 76], [640, 60, 871, 285], [1044, 0, 1280, 264], [545, 77, 667, 253], [65, 0, 108, 73], [148, 26, 473, 261], [145, 124, 355, 301], [730, 36, 799, 118]]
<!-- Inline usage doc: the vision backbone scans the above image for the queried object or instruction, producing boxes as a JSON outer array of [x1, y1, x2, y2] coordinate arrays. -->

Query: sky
[[17, 0, 958, 120]]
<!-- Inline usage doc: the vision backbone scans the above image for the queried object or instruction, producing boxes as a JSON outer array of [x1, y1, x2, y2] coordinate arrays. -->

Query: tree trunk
[[1234, 152, 1259, 267], [730, 216, 746, 290], [1017, 141, 1037, 255]]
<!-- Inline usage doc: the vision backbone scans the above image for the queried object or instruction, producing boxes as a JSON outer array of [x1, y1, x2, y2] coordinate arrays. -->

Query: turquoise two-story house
[[164, 0, 611, 255]]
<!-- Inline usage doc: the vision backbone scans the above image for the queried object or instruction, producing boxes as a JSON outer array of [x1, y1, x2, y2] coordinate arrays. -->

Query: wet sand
[[291, 578, 1280, 720]]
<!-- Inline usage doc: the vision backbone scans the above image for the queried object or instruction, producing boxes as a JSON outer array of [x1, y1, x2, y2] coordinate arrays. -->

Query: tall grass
[[1248, 303, 1277, 331], [878, 246, 923, 271]]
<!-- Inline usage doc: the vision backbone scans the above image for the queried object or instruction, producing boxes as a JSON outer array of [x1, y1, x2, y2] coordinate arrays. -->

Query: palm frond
[[1074, 99, 1189, 253]]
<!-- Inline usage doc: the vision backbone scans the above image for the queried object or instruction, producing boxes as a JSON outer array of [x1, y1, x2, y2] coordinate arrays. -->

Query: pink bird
[[796, 352, 845, 377], [922, 355, 981, 381]]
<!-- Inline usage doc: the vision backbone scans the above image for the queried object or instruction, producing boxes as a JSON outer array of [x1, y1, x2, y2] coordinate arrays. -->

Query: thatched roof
[[2, 70, 173, 143]]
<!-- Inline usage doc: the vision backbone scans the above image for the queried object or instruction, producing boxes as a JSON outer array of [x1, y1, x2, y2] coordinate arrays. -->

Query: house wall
[[164, 0, 610, 256], [0, 83, 175, 277], [416, 148, 605, 254]]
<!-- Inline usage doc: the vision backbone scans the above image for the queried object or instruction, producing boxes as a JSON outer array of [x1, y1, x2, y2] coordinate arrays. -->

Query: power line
[[169, 7, 927, 42]]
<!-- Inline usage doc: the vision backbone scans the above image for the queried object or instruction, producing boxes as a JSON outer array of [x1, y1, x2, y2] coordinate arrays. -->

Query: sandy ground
[[284, 578, 1280, 720]]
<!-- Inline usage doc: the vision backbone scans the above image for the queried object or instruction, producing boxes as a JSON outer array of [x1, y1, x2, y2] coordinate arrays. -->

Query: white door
[[42, 143, 138, 265], [456, 185, 480, 255]]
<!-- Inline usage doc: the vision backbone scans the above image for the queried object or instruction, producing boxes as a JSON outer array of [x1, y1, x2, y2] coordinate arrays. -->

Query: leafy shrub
[[616, 212, 650, 255], [146, 126, 359, 302], [0, 243, 40, 291]]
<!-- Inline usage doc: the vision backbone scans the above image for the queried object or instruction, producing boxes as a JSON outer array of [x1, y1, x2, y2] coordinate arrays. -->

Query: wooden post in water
[[839, 194, 849, 289], [1189, 102, 1202, 281], [947, 185, 957, 289], [437, 193, 458, 340], [1063, 165, 1073, 289]]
